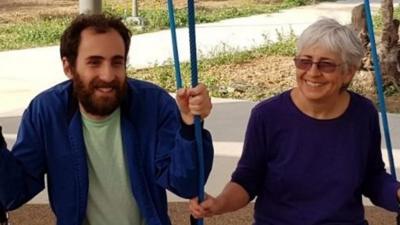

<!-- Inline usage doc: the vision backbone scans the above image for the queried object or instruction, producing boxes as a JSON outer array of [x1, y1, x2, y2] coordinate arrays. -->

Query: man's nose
[[98, 64, 116, 82]]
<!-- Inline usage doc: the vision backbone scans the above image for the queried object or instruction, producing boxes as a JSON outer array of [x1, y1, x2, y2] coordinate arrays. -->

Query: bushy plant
[[283, 0, 312, 6]]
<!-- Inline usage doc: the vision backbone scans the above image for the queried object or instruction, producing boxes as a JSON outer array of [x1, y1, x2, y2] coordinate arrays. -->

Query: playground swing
[[166, 0, 399, 224], [167, 0, 205, 225], [0, 0, 398, 224]]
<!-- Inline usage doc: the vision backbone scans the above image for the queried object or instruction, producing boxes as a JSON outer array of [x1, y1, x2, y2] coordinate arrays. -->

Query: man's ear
[[62, 57, 73, 79]]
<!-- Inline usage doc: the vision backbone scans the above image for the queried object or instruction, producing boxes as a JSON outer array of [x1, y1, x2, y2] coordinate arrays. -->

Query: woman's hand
[[189, 193, 223, 219]]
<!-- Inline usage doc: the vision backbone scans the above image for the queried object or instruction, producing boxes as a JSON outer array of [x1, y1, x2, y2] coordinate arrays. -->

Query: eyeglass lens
[[294, 58, 338, 73]]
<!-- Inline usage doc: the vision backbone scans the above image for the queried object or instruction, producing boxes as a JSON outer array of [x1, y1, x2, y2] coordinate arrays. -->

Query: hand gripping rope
[[167, 0, 205, 225], [0, 3, 204, 224], [363, 0, 399, 223]]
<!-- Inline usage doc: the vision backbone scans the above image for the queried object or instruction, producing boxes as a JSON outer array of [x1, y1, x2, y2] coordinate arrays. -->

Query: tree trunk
[[380, 0, 400, 88], [351, 4, 372, 70]]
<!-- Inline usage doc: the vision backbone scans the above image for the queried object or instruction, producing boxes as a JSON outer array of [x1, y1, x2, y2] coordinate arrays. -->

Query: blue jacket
[[0, 78, 214, 225]]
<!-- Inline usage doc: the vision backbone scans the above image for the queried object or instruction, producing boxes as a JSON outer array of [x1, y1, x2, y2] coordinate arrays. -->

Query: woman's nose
[[307, 63, 322, 76]]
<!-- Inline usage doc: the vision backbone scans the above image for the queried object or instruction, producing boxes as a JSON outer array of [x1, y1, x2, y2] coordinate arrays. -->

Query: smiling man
[[0, 14, 214, 225], [66, 27, 128, 119]]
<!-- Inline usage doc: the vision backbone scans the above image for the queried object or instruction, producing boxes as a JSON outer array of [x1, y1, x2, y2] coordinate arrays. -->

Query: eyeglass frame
[[293, 57, 343, 73]]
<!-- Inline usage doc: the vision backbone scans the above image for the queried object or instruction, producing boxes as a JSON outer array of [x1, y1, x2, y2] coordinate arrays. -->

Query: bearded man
[[0, 14, 214, 225]]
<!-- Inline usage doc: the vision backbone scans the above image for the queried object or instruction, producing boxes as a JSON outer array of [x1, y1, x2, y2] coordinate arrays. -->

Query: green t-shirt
[[81, 108, 146, 225]]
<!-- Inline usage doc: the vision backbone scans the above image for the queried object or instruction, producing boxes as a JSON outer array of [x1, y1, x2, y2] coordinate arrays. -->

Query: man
[[0, 14, 214, 225]]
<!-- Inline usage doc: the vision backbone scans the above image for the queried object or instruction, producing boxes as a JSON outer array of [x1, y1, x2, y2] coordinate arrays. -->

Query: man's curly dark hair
[[60, 14, 132, 68]]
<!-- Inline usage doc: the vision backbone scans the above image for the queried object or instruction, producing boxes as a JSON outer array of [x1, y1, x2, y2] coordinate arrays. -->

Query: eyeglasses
[[293, 58, 341, 73]]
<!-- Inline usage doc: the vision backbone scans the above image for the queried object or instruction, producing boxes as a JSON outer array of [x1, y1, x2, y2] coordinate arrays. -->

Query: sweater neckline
[[285, 89, 353, 123]]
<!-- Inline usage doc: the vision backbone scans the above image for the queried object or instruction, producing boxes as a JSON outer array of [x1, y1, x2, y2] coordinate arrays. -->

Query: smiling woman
[[292, 48, 355, 119], [189, 18, 400, 225], [291, 18, 364, 120]]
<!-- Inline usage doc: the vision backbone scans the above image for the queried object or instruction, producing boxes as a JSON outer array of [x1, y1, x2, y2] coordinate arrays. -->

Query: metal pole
[[79, 0, 102, 14], [126, 0, 144, 26], [132, 0, 138, 17]]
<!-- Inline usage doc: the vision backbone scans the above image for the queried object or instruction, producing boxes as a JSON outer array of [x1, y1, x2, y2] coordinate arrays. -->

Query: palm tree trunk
[[380, 0, 400, 88]]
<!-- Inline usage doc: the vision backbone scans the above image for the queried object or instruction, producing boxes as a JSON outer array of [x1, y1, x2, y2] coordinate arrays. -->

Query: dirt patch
[[8, 203, 397, 225], [0, 0, 77, 23], [207, 56, 296, 99], [374, 93, 400, 113], [207, 55, 400, 113], [0, 0, 266, 22], [139, 0, 273, 9]]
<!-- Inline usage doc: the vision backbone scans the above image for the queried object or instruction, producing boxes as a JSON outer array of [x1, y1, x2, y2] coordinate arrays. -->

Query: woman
[[189, 18, 400, 225]]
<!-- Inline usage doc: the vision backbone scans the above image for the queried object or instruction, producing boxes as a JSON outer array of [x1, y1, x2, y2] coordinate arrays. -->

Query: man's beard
[[72, 72, 127, 117]]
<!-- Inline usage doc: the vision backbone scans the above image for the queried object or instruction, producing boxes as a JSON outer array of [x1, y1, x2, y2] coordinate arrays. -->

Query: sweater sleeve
[[362, 111, 400, 212], [231, 108, 267, 201]]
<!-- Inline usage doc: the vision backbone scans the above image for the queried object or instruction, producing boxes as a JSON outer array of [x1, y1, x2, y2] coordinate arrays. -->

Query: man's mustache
[[90, 78, 120, 89]]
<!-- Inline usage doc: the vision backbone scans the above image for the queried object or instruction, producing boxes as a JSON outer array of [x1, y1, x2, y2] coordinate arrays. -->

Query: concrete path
[[1, 0, 397, 117], [0, 0, 399, 206]]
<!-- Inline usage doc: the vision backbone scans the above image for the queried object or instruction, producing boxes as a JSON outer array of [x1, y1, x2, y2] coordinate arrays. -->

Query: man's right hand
[[0, 126, 7, 149], [176, 83, 212, 125]]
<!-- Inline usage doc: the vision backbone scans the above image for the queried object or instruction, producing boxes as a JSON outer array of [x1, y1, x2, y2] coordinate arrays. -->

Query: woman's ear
[[344, 65, 357, 83], [62, 57, 73, 79], [339, 65, 357, 91]]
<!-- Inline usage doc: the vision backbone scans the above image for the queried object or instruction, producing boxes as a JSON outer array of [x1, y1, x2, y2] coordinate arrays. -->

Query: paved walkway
[[0, 0, 395, 117], [0, 0, 399, 205]]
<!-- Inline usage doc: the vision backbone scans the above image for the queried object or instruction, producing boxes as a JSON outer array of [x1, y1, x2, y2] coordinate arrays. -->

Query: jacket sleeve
[[153, 93, 214, 199], [0, 105, 46, 210], [362, 111, 400, 212]]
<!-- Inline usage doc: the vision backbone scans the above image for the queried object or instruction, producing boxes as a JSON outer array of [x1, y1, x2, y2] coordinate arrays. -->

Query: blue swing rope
[[363, 3, 400, 223], [167, 0, 183, 89], [187, 0, 206, 205], [363, 0, 396, 178], [167, 1, 205, 225]]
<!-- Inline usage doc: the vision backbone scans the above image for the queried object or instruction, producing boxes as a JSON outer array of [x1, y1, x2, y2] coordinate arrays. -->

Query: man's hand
[[176, 83, 212, 125], [0, 126, 7, 149]]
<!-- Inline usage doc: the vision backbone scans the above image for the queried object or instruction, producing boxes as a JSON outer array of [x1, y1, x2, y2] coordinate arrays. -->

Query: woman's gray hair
[[296, 18, 364, 73]]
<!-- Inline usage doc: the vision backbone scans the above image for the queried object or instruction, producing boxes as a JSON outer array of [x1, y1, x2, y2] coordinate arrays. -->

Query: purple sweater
[[231, 90, 399, 225]]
